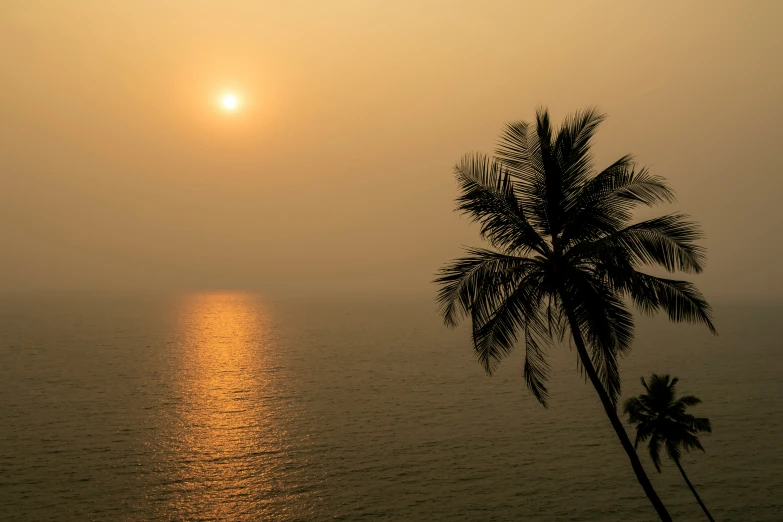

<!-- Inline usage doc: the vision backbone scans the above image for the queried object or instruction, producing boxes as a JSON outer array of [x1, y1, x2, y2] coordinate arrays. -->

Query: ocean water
[[0, 293, 781, 521]]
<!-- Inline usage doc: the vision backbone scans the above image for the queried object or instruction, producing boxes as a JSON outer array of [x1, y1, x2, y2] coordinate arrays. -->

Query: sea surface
[[0, 293, 781, 521]]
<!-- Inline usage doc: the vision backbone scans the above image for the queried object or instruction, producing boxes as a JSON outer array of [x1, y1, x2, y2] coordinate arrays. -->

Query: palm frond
[[665, 439, 682, 464], [624, 396, 648, 421], [454, 153, 546, 254], [555, 107, 606, 198], [574, 213, 707, 274], [573, 161, 674, 210], [649, 434, 664, 472], [620, 214, 706, 273], [680, 432, 705, 453], [562, 161, 675, 244], [470, 272, 544, 374], [523, 319, 552, 406], [633, 422, 656, 449], [675, 395, 702, 408], [690, 416, 712, 434], [564, 269, 634, 403], [626, 273, 716, 334], [494, 118, 550, 234], [434, 248, 534, 328], [536, 108, 566, 238], [495, 120, 539, 179]]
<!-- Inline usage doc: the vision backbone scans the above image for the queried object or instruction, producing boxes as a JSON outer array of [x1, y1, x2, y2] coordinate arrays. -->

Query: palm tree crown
[[436, 107, 715, 406], [436, 107, 717, 520], [624, 374, 712, 471]]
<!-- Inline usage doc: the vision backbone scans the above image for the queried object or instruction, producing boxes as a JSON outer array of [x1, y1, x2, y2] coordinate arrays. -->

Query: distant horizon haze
[[2, 1, 782, 302]]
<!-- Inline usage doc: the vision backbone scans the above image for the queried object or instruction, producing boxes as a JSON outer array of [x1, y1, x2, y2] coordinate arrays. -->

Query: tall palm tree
[[625, 374, 715, 521], [435, 108, 716, 521]]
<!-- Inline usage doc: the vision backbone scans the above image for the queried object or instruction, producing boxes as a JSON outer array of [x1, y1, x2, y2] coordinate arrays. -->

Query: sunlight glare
[[220, 93, 240, 112]]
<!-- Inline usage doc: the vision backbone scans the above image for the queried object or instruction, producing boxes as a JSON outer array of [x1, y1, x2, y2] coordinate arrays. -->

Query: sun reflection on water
[[162, 292, 292, 520]]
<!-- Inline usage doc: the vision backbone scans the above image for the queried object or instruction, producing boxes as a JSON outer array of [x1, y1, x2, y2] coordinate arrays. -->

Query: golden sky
[[1, 1, 781, 301]]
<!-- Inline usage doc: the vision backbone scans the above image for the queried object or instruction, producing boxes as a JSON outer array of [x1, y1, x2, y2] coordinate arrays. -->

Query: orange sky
[[1, 1, 781, 301]]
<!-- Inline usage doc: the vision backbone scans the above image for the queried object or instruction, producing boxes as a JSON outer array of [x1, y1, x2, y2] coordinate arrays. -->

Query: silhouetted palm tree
[[435, 108, 715, 521], [625, 374, 715, 521]]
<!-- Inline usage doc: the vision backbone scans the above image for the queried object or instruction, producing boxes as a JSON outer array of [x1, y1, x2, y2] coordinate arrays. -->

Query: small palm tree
[[435, 108, 716, 521], [625, 374, 715, 521]]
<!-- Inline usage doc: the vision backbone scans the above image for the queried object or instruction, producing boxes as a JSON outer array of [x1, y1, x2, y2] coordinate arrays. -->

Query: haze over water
[[2, 294, 780, 520]]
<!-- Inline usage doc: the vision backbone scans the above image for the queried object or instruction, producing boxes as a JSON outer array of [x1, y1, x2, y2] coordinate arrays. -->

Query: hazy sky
[[2, 1, 781, 301]]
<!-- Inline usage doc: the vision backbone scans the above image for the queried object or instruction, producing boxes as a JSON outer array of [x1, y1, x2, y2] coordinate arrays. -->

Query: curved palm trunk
[[674, 459, 715, 521], [563, 307, 672, 522]]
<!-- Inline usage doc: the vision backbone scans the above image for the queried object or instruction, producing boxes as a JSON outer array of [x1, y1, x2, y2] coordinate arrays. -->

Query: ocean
[[1, 293, 781, 521]]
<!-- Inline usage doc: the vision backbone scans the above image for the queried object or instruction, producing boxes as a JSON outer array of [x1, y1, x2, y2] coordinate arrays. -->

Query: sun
[[220, 93, 240, 112]]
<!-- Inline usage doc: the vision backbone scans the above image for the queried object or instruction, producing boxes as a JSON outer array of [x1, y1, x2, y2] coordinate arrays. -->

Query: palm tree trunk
[[674, 459, 715, 521], [562, 306, 672, 522]]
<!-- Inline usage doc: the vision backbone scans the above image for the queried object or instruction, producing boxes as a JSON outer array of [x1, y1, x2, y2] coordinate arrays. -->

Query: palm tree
[[435, 108, 716, 521], [625, 374, 715, 521]]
